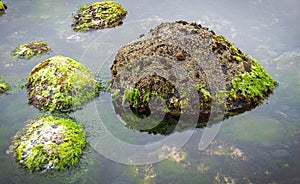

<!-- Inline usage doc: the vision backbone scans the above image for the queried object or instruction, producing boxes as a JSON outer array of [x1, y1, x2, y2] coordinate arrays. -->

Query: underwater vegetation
[[111, 21, 278, 134], [72, 1, 127, 32], [26, 55, 101, 112], [8, 115, 86, 172], [12, 41, 51, 60]]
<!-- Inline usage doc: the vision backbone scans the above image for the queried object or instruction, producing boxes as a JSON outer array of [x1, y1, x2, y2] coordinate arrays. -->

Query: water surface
[[1, 0, 300, 183]]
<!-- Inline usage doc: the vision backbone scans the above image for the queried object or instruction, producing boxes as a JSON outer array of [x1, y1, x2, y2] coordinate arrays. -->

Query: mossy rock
[[0, 0, 7, 15], [72, 1, 127, 32], [111, 21, 278, 134], [9, 115, 86, 172], [27, 55, 100, 112], [0, 77, 9, 94], [12, 41, 51, 59]]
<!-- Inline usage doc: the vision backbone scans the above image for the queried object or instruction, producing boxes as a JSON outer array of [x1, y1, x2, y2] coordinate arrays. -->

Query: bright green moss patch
[[0, 83, 9, 93], [123, 87, 141, 106], [195, 85, 211, 100], [10, 115, 86, 172], [0, 0, 7, 15], [72, 1, 127, 32], [233, 55, 243, 62], [12, 41, 51, 59], [27, 55, 101, 112], [0, 77, 9, 94], [231, 59, 278, 101]]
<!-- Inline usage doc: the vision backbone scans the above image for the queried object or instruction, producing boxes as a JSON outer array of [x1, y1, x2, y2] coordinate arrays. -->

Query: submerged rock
[[72, 1, 127, 32], [111, 21, 277, 134], [12, 41, 51, 59], [27, 55, 100, 112], [8, 115, 86, 172]]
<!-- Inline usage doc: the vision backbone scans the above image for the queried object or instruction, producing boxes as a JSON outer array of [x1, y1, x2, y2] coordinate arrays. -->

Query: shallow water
[[1, 0, 300, 183]]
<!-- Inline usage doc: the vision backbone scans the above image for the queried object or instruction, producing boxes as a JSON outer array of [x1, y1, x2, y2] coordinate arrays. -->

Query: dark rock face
[[110, 21, 277, 135]]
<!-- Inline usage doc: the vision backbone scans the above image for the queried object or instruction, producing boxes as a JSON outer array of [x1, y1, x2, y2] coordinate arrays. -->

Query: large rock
[[27, 55, 100, 112], [110, 21, 277, 134], [12, 41, 51, 60]]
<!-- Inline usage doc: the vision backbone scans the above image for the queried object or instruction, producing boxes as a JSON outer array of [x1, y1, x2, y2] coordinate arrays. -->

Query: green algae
[[215, 58, 278, 112], [0, 83, 9, 93], [12, 41, 51, 60], [233, 55, 243, 62], [0, 0, 7, 15], [231, 59, 278, 101], [122, 87, 141, 106], [212, 34, 278, 110], [11, 115, 86, 172], [0, 77, 9, 94], [72, 1, 127, 32], [27, 55, 101, 112], [195, 85, 211, 100]]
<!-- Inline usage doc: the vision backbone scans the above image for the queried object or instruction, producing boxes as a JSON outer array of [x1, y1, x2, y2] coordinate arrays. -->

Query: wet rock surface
[[72, 1, 127, 32], [110, 21, 277, 134], [26, 55, 100, 112]]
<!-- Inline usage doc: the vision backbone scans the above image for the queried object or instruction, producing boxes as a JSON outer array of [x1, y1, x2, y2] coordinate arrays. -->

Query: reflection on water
[[1, 0, 300, 183]]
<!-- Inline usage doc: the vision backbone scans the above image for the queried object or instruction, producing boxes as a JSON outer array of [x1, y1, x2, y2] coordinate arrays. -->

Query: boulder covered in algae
[[8, 115, 86, 172], [27, 55, 100, 112], [12, 41, 51, 60], [110, 21, 277, 134], [72, 1, 127, 32]]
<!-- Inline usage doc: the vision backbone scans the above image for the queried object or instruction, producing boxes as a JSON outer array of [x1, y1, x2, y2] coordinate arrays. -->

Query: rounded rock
[[10, 115, 86, 172], [27, 55, 100, 112]]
